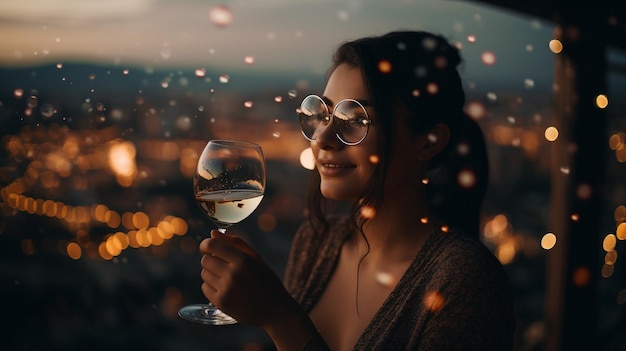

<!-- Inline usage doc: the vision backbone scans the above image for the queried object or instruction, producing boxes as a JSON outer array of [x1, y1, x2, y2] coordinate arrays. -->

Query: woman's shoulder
[[406, 231, 516, 350], [431, 230, 502, 269], [423, 230, 512, 294]]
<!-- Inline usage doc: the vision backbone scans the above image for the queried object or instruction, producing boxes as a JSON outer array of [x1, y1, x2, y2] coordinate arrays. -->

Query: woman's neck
[[354, 187, 435, 262]]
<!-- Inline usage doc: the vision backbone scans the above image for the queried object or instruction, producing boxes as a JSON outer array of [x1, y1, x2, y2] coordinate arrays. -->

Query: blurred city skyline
[[0, 0, 556, 91]]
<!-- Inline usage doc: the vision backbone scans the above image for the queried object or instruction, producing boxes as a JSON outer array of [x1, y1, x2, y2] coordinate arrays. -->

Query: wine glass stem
[[217, 228, 227, 234]]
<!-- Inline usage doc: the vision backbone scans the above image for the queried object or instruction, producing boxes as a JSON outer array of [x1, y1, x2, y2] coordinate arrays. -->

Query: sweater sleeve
[[283, 221, 311, 298]]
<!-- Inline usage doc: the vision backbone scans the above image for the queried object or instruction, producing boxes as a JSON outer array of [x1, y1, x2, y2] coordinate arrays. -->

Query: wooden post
[[545, 2, 607, 350]]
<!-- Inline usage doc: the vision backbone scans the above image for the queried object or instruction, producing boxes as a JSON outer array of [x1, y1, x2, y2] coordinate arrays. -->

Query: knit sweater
[[284, 217, 516, 350]]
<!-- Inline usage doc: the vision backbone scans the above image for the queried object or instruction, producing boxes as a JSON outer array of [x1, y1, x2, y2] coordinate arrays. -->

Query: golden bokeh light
[[122, 212, 135, 229], [136, 229, 152, 247], [106, 210, 121, 228], [549, 39, 563, 53], [98, 242, 114, 260], [108, 140, 137, 178], [66, 242, 82, 260], [426, 83, 439, 95], [544, 126, 559, 142], [601, 264, 614, 278], [169, 216, 188, 235], [0, 126, 190, 262], [150, 228, 165, 246], [299, 147, 315, 170], [375, 272, 395, 287], [605, 250, 618, 265], [483, 214, 509, 239], [541, 233, 557, 250], [616, 145, 626, 163], [603, 234, 617, 252], [378, 60, 392, 73], [157, 221, 175, 240], [615, 205, 626, 222], [466, 101, 486, 120], [609, 132, 625, 150], [595, 94, 609, 109], [496, 238, 517, 264], [457, 169, 476, 188], [128, 230, 140, 248], [132, 212, 150, 229], [360, 206, 377, 220], [482, 214, 521, 264], [423, 291, 445, 312], [617, 223, 626, 240], [105, 235, 123, 256]]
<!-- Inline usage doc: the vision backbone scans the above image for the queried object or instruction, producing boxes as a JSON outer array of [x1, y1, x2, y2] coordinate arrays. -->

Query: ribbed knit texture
[[284, 217, 516, 350]]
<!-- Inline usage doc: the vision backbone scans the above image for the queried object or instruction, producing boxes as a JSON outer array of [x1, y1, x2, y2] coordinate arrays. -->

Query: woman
[[199, 30, 516, 350]]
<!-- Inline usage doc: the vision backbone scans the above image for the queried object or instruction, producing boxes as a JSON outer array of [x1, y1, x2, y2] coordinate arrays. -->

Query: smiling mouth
[[322, 163, 352, 168], [318, 162, 356, 176]]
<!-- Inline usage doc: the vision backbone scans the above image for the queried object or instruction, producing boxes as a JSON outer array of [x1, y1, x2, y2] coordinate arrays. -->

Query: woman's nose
[[314, 117, 344, 150]]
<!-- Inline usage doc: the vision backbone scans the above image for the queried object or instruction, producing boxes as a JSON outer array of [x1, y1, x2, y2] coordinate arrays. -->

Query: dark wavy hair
[[306, 30, 489, 239]]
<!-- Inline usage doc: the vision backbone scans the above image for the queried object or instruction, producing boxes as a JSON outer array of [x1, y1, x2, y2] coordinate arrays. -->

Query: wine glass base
[[178, 304, 238, 325]]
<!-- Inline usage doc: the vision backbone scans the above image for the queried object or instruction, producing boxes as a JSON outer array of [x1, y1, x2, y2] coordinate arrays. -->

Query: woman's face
[[312, 63, 379, 201]]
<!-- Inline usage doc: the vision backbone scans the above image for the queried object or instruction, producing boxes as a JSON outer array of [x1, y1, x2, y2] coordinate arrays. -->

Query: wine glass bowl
[[179, 139, 266, 325]]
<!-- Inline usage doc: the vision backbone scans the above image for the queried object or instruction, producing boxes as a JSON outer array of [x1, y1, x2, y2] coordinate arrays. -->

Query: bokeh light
[[299, 147, 315, 170], [544, 126, 559, 141], [378, 60, 392, 73], [208, 5, 234, 27], [541, 233, 557, 250], [549, 39, 563, 53], [480, 51, 496, 65], [595, 94, 609, 108]]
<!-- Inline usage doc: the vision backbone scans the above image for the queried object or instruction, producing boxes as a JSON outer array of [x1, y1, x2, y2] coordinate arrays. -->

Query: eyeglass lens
[[298, 95, 369, 145]]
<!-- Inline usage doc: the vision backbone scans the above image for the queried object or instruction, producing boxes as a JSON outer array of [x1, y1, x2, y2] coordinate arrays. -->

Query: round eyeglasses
[[297, 94, 373, 146]]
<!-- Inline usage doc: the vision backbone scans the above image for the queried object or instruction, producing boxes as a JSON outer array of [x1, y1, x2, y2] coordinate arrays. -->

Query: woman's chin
[[320, 185, 358, 202]]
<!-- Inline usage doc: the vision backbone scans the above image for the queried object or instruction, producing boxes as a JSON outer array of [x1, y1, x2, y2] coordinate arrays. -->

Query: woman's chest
[[309, 247, 410, 351]]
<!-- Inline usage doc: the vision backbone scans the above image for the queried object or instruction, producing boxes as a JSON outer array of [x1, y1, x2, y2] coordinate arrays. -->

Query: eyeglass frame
[[297, 94, 375, 146]]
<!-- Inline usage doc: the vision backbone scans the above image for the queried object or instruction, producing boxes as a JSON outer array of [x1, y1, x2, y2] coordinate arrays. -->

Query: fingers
[[201, 252, 229, 275], [201, 282, 216, 301], [200, 254, 225, 300], [199, 230, 256, 264]]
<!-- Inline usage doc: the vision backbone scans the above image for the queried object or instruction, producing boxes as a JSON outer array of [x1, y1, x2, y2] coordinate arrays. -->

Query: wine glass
[[178, 139, 266, 325]]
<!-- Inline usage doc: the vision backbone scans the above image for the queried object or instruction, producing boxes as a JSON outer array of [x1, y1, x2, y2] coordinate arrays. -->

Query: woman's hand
[[200, 230, 329, 351], [199, 230, 292, 327]]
